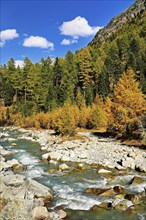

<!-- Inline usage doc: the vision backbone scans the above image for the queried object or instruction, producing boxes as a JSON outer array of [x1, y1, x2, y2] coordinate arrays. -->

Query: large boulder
[[0, 199, 31, 220]]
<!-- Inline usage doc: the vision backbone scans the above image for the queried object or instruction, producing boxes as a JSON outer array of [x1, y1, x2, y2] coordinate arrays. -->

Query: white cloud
[[61, 38, 78, 45], [15, 60, 24, 68], [0, 29, 19, 47], [60, 16, 102, 38], [23, 36, 54, 49]]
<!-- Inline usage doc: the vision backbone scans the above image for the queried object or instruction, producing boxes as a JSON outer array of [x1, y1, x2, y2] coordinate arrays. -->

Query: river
[[0, 127, 146, 220]]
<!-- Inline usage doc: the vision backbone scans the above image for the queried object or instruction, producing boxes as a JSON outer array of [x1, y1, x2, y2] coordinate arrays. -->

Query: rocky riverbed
[[0, 126, 146, 220], [17, 127, 146, 172]]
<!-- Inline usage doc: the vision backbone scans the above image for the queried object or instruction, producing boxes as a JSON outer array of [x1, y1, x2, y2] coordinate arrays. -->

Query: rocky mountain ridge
[[90, 0, 146, 45]]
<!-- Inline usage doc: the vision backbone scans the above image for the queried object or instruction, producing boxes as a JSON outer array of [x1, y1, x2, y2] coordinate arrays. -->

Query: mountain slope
[[90, 0, 146, 46]]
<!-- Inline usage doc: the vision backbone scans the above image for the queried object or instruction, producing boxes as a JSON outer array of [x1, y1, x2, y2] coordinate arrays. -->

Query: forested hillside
[[0, 0, 146, 141]]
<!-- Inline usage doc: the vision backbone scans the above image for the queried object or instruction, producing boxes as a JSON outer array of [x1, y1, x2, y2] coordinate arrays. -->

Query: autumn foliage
[[107, 68, 146, 137]]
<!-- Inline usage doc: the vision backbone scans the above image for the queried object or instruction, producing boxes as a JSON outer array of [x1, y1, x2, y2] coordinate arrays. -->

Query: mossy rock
[[125, 192, 145, 204], [113, 186, 126, 195], [85, 188, 111, 196], [130, 176, 145, 185], [91, 202, 112, 211]]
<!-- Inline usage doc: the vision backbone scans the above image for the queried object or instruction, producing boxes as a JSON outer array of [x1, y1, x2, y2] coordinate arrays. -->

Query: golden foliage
[[88, 104, 107, 129], [108, 68, 146, 136]]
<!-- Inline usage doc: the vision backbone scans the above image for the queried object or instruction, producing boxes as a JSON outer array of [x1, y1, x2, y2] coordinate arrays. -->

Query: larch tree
[[108, 68, 146, 137]]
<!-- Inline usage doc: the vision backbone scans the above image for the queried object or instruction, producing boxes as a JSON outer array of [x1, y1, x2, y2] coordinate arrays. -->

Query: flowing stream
[[0, 127, 146, 220]]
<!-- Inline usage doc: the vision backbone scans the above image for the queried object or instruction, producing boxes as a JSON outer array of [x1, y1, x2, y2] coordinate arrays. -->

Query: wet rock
[[8, 137, 16, 142], [32, 206, 50, 220], [77, 163, 87, 170], [113, 186, 126, 195], [125, 192, 145, 204], [59, 163, 69, 171], [130, 176, 145, 185], [12, 163, 27, 172], [57, 209, 67, 219], [98, 169, 112, 174], [6, 159, 20, 168], [85, 188, 109, 195], [113, 199, 133, 210], [85, 187, 115, 197], [91, 202, 112, 211], [11, 143, 17, 146], [99, 188, 115, 197]]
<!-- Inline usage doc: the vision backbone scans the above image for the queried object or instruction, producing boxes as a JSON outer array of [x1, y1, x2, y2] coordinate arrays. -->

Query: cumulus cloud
[[61, 38, 78, 45], [23, 36, 54, 49], [15, 60, 24, 68], [60, 16, 102, 38], [0, 29, 19, 47]]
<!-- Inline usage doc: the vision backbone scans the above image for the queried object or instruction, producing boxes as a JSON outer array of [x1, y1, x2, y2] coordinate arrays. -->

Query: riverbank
[[6, 126, 146, 172], [1, 126, 146, 220]]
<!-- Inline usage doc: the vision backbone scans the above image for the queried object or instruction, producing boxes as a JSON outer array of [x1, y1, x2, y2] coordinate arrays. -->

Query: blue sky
[[0, 0, 135, 66]]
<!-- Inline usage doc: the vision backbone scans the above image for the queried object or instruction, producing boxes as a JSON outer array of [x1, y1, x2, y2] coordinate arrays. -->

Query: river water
[[0, 127, 146, 220]]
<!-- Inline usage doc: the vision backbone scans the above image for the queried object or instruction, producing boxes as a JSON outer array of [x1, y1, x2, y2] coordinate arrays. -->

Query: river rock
[[57, 209, 67, 219], [61, 155, 70, 162], [49, 160, 58, 165], [130, 176, 145, 185], [116, 164, 126, 171], [99, 188, 115, 197], [41, 146, 48, 151], [0, 173, 53, 203], [113, 186, 126, 195], [6, 159, 20, 168], [59, 163, 69, 171], [42, 153, 50, 161], [125, 192, 145, 204], [91, 202, 112, 211], [0, 199, 32, 220], [49, 152, 62, 161], [113, 199, 133, 210], [0, 148, 12, 157], [32, 206, 50, 220], [98, 169, 112, 174], [11, 143, 17, 146], [80, 151, 88, 159], [85, 187, 112, 196], [8, 137, 17, 142], [122, 158, 135, 170], [135, 163, 146, 172]]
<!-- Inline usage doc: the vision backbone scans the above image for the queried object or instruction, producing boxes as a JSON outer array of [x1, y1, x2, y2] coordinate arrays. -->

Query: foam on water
[[18, 153, 39, 165]]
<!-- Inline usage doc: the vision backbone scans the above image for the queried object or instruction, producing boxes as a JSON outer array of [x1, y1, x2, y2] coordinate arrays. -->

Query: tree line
[[0, 13, 146, 139]]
